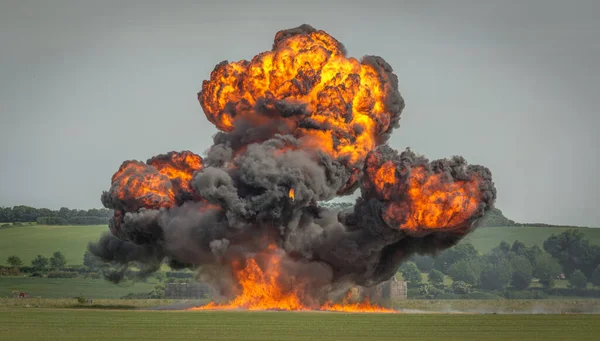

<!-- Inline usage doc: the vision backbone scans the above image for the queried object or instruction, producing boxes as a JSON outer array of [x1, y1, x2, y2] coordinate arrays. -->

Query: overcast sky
[[0, 0, 598, 227]]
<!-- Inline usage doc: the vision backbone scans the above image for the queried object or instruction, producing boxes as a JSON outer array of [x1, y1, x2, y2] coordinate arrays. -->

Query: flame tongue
[[97, 25, 496, 313], [199, 24, 403, 192], [189, 247, 394, 313]]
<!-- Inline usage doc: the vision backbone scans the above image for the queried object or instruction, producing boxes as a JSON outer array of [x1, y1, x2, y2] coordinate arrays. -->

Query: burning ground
[[90, 24, 496, 312]]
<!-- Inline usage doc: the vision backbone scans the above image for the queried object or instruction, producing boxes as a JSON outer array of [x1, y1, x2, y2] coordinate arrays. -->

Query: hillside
[[0, 224, 107, 265], [1, 224, 600, 266]]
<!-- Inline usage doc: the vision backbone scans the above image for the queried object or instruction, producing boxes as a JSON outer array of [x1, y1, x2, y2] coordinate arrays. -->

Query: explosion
[[91, 24, 496, 312]]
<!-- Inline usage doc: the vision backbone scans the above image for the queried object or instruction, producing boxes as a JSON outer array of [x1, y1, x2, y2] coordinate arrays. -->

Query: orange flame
[[110, 161, 175, 210], [199, 26, 400, 191], [108, 151, 203, 211], [189, 247, 394, 313], [386, 167, 481, 231], [288, 188, 295, 200], [148, 151, 203, 193], [364, 152, 482, 232]]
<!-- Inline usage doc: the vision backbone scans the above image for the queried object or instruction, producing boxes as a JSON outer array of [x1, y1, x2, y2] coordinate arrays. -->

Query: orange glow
[[288, 188, 295, 200], [189, 247, 394, 313], [386, 167, 481, 231], [199, 27, 398, 190], [148, 151, 203, 193], [109, 161, 175, 209]]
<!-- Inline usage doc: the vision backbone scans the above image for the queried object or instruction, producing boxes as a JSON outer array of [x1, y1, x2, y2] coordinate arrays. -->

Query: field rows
[[1, 309, 599, 340]]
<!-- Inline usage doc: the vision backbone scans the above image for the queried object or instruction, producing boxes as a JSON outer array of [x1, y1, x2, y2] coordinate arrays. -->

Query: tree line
[[400, 229, 600, 298], [0, 206, 112, 225]]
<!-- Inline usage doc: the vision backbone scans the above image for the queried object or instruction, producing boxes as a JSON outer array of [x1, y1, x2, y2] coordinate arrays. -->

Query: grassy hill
[[0, 224, 107, 265], [461, 226, 600, 253], [1, 224, 600, 267]]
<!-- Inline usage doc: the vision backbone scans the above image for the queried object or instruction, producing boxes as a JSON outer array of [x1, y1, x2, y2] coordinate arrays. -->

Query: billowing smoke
[[90, 24, 496, 307]]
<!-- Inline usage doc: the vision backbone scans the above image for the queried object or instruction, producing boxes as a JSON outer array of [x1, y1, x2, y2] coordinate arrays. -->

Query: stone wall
[[164, 283, 215, 299], [358, 277, 407, 301]]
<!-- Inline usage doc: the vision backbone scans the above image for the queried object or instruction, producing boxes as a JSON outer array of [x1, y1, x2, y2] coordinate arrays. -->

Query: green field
[[0, 277, 159, 299], [2, 224, 600, 267], [0, 309, 598, 341], [462, 226, 600, 253], [0, 224, 108, 265]]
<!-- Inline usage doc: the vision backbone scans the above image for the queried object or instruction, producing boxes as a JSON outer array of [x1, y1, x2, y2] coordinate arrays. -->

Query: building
[[356, 277, 408, 301]]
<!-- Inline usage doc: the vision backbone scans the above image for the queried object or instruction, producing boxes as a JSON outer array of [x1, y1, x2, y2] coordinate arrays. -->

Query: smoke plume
[[90, 24, 496, 308]]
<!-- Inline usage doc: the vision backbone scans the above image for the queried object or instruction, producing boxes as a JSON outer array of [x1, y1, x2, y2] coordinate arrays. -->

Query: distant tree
[[50, 251, 66, 270], [543, 229, 600, 277], [523, 245, 544, 267], [428, 269, 445, 286], [6, 255, 23, 268], [83, 250, 101, 270], [433, 243, 479, 274], [31, 255, 49, 272], [568, 270, 588, 289], [591, 265, 600, 287], [480, 260, 512, 290], [399, 262, 422, 287], [510, 255, 533, 290], [511, 240, 527, 255], [448, 259, 482, 286], [411, 255, 435, 272], [451, 281, 471, 294], [534, 253, 561, 289]]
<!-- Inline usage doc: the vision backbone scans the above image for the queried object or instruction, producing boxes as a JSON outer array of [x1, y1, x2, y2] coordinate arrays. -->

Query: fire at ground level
[[165, 277, 406, 313]]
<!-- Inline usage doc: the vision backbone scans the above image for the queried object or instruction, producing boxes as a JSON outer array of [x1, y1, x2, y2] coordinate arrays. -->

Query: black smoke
[[89, 24, 496, 303]]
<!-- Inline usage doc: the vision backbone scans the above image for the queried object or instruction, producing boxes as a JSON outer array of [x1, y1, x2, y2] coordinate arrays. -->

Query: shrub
[[510, 255, 533, 290], [428, 269, 445, 286], [591, 265, 600, 287], [451, 281, 471, 294], [480, 260, 512, 290], [568, 270, 588, 289], [448, 260, 482, 286], [47, 271, 78, 279], [399, 262, 422, 287]]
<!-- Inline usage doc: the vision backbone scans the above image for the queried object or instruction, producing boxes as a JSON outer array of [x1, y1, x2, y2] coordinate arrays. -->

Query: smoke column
[[91, 24, 496, 309]]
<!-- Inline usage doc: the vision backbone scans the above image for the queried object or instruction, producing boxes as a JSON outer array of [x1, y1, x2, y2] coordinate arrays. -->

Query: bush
[[0, 266, 21, 276], [419, 283, 445, 299], [451, 281, 471, 294], [534, 253, 561, 288], [545, 288, 600, 298], [480, 260, 512, 290], [165, 271, 194, 279], [428, 269, 445, 286], [448, 260, 482, 286], [399, 262, 422, 287], [591, 265, 600, 287], [510, 255, 533, 290], [74, 296, 87, 304], [30, 272, 43, 277], [47, 271, 78, 278], [568, 270, 588, 289], [504, 289, 548, 299]]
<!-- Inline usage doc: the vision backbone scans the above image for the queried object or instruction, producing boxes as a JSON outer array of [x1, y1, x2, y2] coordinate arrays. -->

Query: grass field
[[2, 224, 600, 266], [462, 226, 600, 253], [0, 224, 107, 265], [1, 309, 598, 341], [0, 277, 158, 299]]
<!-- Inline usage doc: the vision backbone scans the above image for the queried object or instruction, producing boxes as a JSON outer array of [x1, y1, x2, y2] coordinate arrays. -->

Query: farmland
[[0, 277, 159, 299], [2, 224, 600, 266], [0, 308, 598, 341]]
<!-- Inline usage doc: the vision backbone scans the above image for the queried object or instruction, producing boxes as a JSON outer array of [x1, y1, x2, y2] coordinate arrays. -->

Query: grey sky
[[0, 0, 598, 226]]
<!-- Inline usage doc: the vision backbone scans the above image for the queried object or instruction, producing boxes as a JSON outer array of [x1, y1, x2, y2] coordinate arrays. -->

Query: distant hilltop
[[318, 202, 591, 228]]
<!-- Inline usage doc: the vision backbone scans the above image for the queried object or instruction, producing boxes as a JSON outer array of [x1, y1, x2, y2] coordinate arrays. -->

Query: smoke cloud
[[90, 24, 496, 305]]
